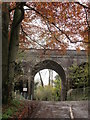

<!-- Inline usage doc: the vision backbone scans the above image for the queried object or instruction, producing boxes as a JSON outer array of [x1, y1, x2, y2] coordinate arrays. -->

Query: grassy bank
[[2, 99, 25, 119]]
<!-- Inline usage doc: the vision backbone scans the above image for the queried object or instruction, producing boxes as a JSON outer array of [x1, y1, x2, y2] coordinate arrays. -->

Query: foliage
[[69, 62, 88, 89], [34, 86, 56, 101], [2, 99, 23, 119], [34, 74, 62, 101], [14, 62, 23, 75], [34, 81, 40, 90], [53, 75, 61, 101], [11, 99, 21, 107], [2, 108, 13, 119], [9, 2, 89, 51], [14, 62, 23, 83]]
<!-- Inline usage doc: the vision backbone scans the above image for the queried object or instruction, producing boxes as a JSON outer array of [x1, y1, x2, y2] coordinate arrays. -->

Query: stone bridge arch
[[16, 49, 88, 100], [30, 59, 67, 101]]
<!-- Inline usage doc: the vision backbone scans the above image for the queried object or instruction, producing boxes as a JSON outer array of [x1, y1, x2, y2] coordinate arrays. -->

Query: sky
[[34, 69, 58, 85]]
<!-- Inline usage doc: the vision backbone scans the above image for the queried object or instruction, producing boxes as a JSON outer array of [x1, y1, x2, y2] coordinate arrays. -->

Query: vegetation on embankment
[[2, 99, 25, 119]]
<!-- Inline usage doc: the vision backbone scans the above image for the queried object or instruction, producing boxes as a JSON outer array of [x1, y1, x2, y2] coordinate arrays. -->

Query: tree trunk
[[30, 75, 34, 100], [2, 3, 9, 104], [39, 72, 44, 87], [8, 6, 23, 100], [48, 69, 50, 86], [88, 3, 90, 100]]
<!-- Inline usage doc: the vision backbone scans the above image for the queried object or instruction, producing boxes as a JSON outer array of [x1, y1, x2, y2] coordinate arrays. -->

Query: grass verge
[[2, 99, 25, 119]]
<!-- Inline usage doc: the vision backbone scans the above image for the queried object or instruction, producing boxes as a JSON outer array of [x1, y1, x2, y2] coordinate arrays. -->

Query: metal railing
[[67, 87, 89, 101]]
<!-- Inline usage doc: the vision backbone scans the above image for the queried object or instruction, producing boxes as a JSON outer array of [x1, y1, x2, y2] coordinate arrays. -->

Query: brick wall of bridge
[[18, 49, 88, 76], [16, 49, 88, 100]]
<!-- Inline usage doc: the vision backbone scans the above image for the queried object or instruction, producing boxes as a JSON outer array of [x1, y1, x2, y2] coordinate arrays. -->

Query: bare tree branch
[[75, 2, 89, 9], [21, 25, 46, 49], [45, 22, 62, 44], [84, 8, 90, 29]]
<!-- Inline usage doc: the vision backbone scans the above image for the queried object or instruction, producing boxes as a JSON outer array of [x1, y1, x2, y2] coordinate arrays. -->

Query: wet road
[[29, 101, 88, 119]]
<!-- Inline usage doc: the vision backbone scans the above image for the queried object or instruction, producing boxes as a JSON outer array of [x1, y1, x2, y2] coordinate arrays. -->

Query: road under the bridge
[[29, 101, 88, 119]]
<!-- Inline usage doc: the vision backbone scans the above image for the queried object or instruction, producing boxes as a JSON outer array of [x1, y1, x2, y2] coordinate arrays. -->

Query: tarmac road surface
[[29, 101, 88, 119]]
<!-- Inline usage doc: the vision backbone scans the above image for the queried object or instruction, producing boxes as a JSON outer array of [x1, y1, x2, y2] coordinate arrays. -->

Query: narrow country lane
[[27, 101, 88, 119]]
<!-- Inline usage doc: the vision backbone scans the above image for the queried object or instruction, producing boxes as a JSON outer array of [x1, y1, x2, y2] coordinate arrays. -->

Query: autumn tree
[[2, 2, 89, 103], [20, 2, 89, 51]]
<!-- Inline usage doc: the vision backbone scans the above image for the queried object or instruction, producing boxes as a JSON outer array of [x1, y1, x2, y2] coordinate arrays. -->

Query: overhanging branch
[[75, 2, 89, 9], [21, 25, 46, 49], [25, 4, 72, 41], [24, 3, 90, 44]]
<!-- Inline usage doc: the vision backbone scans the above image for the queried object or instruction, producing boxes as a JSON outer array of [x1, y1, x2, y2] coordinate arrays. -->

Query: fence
[[67, 87, 90, 101]]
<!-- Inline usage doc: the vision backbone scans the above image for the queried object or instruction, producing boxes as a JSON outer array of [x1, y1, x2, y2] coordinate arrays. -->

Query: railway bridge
[[16, 49, 88, 100]]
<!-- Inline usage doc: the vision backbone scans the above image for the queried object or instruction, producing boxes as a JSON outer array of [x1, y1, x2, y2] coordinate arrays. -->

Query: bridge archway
[[30, 60, 67, 101]]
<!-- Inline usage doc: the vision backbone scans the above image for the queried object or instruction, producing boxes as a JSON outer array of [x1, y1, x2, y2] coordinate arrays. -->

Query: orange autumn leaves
[[9, 2, 89, 52]]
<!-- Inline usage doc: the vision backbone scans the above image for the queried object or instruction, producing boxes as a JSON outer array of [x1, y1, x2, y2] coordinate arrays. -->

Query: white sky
[[34, 69, 58, 85]]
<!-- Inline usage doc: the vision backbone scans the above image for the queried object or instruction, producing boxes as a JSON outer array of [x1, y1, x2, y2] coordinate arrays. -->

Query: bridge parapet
[[19, 49, 86, 56], [17, 49, 88, 68]]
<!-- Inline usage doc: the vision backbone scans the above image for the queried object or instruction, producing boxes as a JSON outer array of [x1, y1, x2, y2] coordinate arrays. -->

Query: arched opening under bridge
[[34, 69, 60, 101], [30, 60, 67, 101]]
